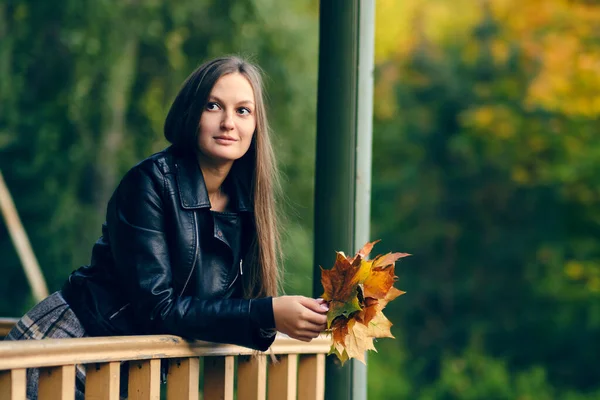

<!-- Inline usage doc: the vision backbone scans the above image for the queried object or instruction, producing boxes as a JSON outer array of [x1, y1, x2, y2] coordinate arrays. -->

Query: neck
[[196, 154, 233, 196]]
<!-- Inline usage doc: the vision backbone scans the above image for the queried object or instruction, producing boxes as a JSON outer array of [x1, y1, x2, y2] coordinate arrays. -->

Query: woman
[[6, 56, 328, 398]]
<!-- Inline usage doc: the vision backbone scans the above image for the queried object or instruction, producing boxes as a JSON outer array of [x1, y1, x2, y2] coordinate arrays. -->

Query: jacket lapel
[[175, 152, 211, 210]]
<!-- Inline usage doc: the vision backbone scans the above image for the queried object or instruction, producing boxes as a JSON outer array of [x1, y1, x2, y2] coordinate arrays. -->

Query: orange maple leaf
[[321, 241, 409, 365], [321, 253, 364, 327]]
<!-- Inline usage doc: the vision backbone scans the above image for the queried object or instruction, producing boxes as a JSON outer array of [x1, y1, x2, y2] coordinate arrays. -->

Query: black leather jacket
[[62, 147, 276, 351]]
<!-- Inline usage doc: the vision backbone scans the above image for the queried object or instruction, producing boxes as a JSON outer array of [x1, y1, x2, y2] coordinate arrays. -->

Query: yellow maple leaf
[[343, 319, 376, 364], [367, 310, 395, 339]]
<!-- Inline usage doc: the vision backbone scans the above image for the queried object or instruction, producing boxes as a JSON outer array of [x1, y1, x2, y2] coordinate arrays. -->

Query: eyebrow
[[208, 95, 254, 106]]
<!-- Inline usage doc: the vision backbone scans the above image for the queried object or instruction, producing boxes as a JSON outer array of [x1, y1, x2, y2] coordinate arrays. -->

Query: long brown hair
[[164, 56, 282, 298]]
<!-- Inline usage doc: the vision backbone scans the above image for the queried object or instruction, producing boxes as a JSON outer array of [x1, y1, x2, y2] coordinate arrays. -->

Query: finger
[[297, 322, 327, 335], [301, 310, 328, 325], [294, 334, 312, 342], [299, 322, 327, 335], [303, 329, 324, 338], [295, 331, 320, 341], [300, 297, 329, 314]]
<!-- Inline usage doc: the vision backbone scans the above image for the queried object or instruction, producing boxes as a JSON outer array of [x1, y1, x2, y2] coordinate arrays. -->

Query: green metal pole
[[312, 1, 375, 399]]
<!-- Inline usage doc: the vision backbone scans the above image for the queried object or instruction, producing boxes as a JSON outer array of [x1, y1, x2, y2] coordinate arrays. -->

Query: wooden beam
[[0, 368, 26, 400], [128, 359, 160, 400], [0, 335, 332, 370], [0, 318, 18, 339], [267, 354, 298, 400], [38, 365, 76, 400], [85, 362, 120, 400], [297, 354, 325, 400], [167, 358, 199, 400], [0, 170, 48, 302], [203, 356, 234, 400], [238, 355, 267, 400]]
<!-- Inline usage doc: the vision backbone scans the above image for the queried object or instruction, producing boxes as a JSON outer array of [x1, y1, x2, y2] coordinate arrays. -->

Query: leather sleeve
[[106, 162, 275, 351]]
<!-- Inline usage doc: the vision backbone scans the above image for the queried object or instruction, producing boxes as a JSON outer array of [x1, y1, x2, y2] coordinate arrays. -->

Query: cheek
[[241, 119, 257, 139], [198, 113, 218, 134]]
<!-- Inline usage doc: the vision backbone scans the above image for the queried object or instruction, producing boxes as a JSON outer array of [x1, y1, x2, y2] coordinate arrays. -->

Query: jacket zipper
[[108, 303, 130, 320], [226, 258, 243, 291], [180, 212, 199, 296]]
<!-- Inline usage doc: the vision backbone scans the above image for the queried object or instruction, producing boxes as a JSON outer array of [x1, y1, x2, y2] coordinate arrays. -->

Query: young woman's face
[[197, 72, 256, 165]]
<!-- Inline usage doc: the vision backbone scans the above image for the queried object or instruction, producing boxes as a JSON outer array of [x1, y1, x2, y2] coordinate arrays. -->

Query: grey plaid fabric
[[4, 291, 87, 400]]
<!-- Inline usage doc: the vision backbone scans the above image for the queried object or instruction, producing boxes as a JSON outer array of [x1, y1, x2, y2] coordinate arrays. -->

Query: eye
[[206, 102, 221, 111], [237, 107, 252, 116]]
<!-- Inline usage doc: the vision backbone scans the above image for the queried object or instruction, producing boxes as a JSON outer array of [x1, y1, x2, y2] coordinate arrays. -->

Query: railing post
[[267, 354, 298, 400], [128, 359, 160, 400], [167, 358, 199, 400], [85, 362, 120, 400], [237, 355, 267, 400], [0, 369, 26, 400], [313, 0, 375, 400], [297, 354, 325, 400], [203, 356, 235, 400], [38, 365, 76, 400]]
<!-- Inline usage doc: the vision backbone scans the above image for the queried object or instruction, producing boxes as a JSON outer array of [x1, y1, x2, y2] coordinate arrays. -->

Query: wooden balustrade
[[0, 332, 330, 400], [0, 318, 18, 339]]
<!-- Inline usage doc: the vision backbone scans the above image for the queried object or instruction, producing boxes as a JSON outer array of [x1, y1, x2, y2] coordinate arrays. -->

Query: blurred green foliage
[[0, 0, 320, 307], [370, 0, 600, 398], [1, 0, 600, 398]]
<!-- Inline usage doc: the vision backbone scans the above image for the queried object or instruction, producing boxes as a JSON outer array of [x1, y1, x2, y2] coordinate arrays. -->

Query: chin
[[203, 150, 244, 164]]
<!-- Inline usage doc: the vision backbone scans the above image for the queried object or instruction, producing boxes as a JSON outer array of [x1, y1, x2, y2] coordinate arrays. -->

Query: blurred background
[[1, 0, 600, 398]]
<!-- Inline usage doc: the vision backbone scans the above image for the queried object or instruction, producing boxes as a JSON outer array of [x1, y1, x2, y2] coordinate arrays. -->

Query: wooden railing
[[0, 329, 330, 400], [0, 318, 18, 338]]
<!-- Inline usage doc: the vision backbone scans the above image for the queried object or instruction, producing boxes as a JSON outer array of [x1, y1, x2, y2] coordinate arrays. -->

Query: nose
[[221, 112, 235, 131]]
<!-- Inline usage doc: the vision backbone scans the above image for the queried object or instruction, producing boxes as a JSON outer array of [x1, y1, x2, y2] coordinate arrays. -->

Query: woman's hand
[[272, 296, 329, 342]]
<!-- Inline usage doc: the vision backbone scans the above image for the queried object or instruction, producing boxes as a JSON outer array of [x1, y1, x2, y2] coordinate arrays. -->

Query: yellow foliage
[[376, 0, 600, 118], [375, 0, 418, 62], [373, 64, 399, 120], [491, 39, 510, 66], [460, 105, 516, 139], [376, 0, 481, 62], [564, 261, 600, 293], [511, 167, 529, 185], [565, 261, 585, 280], [586, 277, 600, 293]]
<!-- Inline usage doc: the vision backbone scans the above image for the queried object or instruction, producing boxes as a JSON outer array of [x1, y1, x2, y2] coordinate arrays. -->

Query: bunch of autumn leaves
[[320, 241, 408, 364]]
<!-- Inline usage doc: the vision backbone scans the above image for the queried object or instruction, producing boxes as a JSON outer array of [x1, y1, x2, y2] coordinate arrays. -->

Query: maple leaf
[[349, 240, 380, 264], [363, 252, 410, 299], [379, 286, 406, 309], [330, 347, 349, 365], [321, 252, 354, 302], [327, 291, 362, 328], [322, 240, 409, 365], [321, 252, 364, 328], [366, 310, 394, 339], [331, 316, 349, 346], [356, 296, 379, 325], [363, 264, 396, 300], [343, 319, 376, 364]]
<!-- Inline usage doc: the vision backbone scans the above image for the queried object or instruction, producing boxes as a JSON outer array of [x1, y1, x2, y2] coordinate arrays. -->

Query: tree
[[369, 0, 600, 397]]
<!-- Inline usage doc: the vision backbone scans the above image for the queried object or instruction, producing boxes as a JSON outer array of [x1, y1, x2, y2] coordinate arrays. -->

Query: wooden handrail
[[0, 317, 18, 338], [0, 334, 330, 399], [0, 334, 332, 370]]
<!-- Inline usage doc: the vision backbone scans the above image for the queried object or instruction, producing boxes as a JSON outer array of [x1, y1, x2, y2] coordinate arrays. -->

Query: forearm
[[143, 295, 275, 351]]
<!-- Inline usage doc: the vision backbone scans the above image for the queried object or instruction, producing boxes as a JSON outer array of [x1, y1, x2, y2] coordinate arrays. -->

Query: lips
[[214, 136, 237, 142]]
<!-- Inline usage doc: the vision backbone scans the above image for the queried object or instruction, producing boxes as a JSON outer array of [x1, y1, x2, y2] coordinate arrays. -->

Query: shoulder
[[117, 147, 178, 196], [130, 146, 177, 177]]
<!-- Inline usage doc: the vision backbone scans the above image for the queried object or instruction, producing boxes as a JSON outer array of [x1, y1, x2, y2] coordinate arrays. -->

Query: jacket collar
[[174, 150, 252, 212]]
